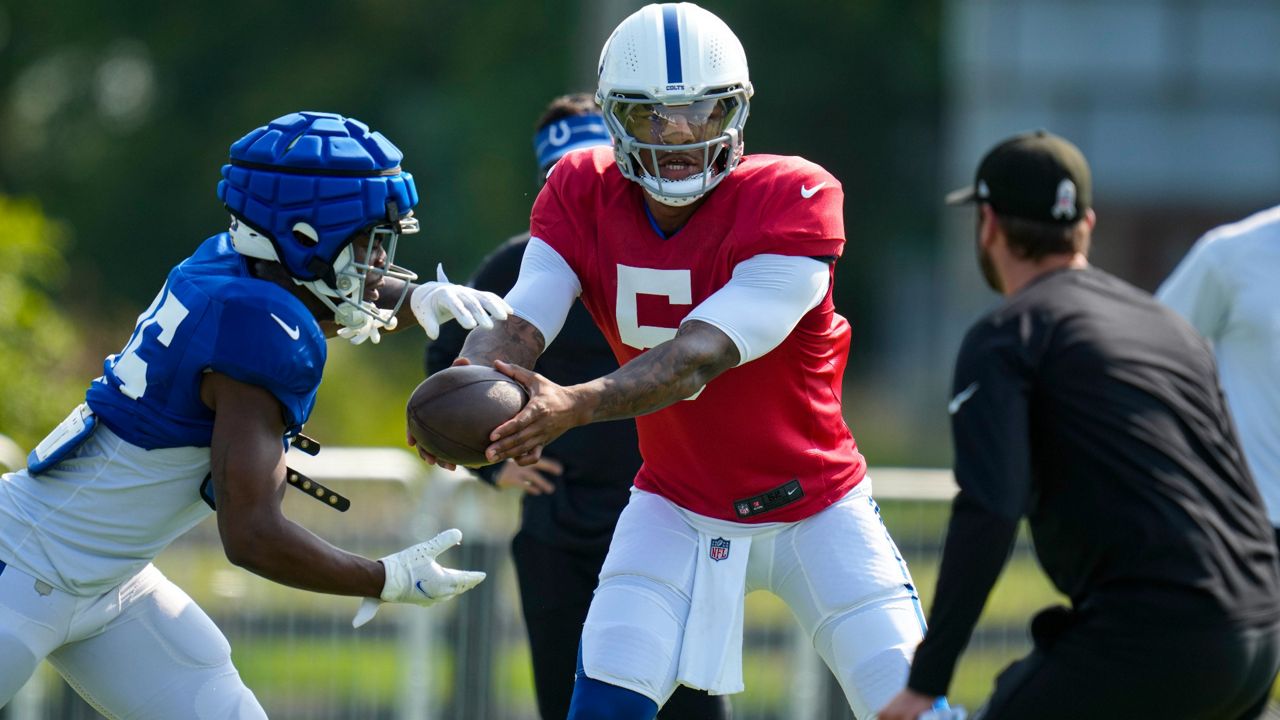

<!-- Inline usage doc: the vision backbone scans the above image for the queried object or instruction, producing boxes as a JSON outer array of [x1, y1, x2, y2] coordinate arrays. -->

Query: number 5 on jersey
[[615, 264, 704, 400]]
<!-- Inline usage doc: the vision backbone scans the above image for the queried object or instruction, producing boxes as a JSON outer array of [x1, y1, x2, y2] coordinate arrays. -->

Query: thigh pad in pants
[[0, 562, 74, 706], [49, 565, 266, 719], [581, 492, 698, 705]]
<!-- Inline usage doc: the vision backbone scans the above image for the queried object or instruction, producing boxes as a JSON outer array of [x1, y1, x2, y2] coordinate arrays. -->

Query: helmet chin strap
[[332, 300, 398, 333], [294, 248, 396, 332], [619, 130, 738, 207], [301, 281, 395, 330], [637, 169, 715, 207]]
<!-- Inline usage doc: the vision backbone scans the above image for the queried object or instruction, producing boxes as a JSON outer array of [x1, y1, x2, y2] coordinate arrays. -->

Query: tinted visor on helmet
[[613, 96, 740, 147]]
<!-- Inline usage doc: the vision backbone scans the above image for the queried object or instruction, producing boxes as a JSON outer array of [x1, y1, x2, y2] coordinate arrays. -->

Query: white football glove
[[350, 525, 483, 625], [410, 264, 511, 340], [351, 528, 486, 628]]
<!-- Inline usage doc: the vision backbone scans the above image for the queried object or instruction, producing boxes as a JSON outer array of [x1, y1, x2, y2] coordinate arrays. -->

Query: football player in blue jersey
[[0, 111, 506, 718]]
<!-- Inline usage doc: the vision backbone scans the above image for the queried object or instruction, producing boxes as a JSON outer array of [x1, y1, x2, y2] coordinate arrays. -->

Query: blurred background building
[[935, 0, 1280, 384], [1, 0, 1278, 717], [924, 0, 1280, 465]]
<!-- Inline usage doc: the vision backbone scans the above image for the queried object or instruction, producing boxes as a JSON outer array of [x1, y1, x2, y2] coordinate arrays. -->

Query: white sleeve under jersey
[[684, 254, 830, 365], [505, 237, 581, 348], [508, 242, 829, 363]]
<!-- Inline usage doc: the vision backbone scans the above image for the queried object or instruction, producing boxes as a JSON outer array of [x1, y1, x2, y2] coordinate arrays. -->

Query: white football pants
[[580, 481, 926, 718], [0, 561, 265, 718]]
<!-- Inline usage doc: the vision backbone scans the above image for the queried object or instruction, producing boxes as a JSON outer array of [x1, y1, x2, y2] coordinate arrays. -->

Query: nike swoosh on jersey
[[948, 382, 980, 415], [270, 313, 301, 341], [801, 182, 828, 199]]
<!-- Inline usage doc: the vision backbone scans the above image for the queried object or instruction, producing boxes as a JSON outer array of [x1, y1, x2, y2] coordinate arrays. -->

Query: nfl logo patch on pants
[[709, 537, 730, 561]]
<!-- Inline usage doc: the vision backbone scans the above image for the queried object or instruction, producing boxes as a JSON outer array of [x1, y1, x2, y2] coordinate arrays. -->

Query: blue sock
[[567, 675, 659, 720]]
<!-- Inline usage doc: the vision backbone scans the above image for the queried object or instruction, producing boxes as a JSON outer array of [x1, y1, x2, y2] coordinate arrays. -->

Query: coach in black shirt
[[426, 94, 728, 720], [881, 131, 1280, 720]]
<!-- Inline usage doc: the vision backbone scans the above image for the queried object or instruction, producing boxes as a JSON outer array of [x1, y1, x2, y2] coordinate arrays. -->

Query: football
[[406, 364, 529, 467]]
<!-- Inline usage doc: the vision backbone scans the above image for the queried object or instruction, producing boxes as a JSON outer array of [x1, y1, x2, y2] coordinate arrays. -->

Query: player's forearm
[[579, 320, 738, 423], [210, 431, 384, 597], [907, 492, 1019, 696], [459, 314, 544, 369], [220, 509, 385, 597]]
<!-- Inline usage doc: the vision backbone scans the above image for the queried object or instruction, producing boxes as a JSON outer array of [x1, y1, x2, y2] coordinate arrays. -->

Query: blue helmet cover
[[216, 111, 419, 282]]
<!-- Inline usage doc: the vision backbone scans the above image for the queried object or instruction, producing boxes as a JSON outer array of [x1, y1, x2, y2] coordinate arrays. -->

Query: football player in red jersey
[[426, 4, 948, 719]]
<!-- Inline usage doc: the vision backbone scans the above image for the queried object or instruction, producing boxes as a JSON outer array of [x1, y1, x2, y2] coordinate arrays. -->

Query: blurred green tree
[[0, 0, 946, 463], [0, 195, 85, 449]]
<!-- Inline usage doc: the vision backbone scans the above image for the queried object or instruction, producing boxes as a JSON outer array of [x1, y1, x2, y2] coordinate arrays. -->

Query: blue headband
[[533, 113, 611, 171]]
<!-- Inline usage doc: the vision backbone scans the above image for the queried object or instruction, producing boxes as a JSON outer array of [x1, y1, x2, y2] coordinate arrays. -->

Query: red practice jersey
[[530, 146, 865, 523]]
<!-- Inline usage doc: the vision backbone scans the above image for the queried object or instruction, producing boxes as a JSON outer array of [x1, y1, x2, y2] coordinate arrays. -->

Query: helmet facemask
[[602, 87, 750, 206], [229, 209, 420, 335], [299, 211, 420, 334]]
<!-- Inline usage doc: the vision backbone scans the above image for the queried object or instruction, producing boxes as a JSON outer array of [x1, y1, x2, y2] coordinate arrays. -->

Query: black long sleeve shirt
[[909, 267, 1280, 696]]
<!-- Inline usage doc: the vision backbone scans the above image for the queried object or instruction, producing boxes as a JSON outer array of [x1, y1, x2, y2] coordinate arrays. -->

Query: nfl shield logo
[[709, 537, 730, 562]]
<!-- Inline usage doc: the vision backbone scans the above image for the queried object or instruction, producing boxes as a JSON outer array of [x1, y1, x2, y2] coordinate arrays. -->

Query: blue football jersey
[[86, 235, 327, 449]]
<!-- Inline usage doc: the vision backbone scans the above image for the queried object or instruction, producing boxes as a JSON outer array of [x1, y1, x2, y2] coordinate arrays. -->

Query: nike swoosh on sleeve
[[270, 313, 301, 341], [801, 182, 828, 199], [948, 382, 980, 415]]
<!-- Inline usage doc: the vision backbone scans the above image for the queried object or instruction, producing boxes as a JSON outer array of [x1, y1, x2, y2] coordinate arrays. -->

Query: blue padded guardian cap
[[216, 111, 419, 283]]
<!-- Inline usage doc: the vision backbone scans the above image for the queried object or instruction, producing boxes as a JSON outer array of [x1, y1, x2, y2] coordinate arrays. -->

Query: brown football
[[406, 365, 529, 467]]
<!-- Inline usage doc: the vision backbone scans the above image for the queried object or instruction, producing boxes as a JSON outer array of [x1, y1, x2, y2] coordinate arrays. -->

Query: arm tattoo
[[589, 320, 738, 423], [460, 314, 545, 368]]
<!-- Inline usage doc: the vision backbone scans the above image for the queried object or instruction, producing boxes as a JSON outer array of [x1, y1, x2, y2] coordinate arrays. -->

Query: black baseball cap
[[945, 130, 1092, 225]]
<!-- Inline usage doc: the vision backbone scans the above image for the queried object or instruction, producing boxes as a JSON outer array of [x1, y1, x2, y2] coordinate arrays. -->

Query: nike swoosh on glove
[[409, 264, 511, 340], [352, 528, 486, 628]]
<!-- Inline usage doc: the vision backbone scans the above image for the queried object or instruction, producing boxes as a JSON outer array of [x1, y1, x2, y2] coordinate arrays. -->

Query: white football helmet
[[596, 3, 753, 206]]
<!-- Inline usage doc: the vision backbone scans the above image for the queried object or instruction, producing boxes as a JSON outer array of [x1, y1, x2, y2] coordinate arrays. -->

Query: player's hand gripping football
[[410, 264, 511, 340], [484, 359, 590, 466], [351, 528, 486, 628]]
